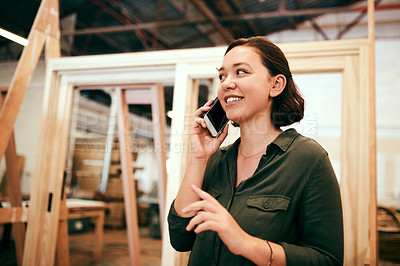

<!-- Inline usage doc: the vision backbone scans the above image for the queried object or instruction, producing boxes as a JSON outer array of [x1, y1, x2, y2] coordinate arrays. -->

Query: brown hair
[[225, 36, 304, 129]]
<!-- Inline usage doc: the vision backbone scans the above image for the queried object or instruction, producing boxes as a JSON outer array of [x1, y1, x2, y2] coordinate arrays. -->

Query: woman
[[168, 36, 343, 266]]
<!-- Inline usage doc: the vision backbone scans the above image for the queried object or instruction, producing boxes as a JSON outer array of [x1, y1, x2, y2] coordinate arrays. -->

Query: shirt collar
[[271, 128, 299, 152]]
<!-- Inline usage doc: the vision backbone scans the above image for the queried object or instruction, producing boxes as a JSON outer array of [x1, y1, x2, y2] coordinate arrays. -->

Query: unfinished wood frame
[[28, 38, 375, 266]]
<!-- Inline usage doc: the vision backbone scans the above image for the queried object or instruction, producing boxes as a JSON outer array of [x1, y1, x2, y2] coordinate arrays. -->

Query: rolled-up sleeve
[[280, 154, 344, 266], [168, 200, 196, 252]]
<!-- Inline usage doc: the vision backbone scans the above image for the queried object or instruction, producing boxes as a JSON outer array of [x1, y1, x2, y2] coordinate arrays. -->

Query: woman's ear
[[269, 74, 286, 98]]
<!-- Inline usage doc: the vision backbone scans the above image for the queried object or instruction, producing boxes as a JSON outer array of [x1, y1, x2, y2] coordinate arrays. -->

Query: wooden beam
[[189, 0, 232, 43], [21, 1, 66, 263], [150, 83, 168, 234], [336, 0, 383, 40], [116, 88, 141, 266], [230, 0, 261, 35], [167, 0, 221, 46], [0, 207, 29, 223], [367, 0, 378, 264], [109, 0, 173, 48], [4, 133, 26, 266], [309, 18, 330, 40], [89, 0, 150, 50]]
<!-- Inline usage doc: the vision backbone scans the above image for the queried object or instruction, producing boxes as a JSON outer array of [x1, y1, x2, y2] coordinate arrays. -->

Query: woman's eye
[[237, 69, 246, 75], [218, 74, 226, 81]]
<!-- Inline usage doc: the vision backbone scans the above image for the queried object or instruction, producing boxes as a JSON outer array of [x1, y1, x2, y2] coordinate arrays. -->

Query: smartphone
[[204, 97, 229, 138]]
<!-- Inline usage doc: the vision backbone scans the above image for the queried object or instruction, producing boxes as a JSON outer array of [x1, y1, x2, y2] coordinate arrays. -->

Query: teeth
[[226, 97, 242, 103]]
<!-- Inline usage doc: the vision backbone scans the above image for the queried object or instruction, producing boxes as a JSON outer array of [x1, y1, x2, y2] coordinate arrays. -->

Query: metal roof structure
[[0, 0, 378, 61]]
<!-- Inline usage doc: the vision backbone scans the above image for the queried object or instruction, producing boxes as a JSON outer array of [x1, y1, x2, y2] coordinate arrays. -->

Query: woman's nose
[[221, 76, 236, 90]]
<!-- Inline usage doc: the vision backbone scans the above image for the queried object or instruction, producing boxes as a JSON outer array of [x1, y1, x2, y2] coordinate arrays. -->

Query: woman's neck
[[239, 120, 282, 154]]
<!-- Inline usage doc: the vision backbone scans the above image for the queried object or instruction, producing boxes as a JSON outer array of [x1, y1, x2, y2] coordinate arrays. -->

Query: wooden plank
[[0, 207, 29, 223], [55, 210, 69, 266], [116, 88, 141, 266], [125, 89, 152, 104], [20, 0, 64, 264], [340, 50, 371, 265], [161, 64, 199, 266], [93, 210, 105, 259], [5, 133, 26, 266], [150, 83, 168, 234], [23, 76, 72, 266], [56, 173, 70, 266], [367, 0, 378, 264]]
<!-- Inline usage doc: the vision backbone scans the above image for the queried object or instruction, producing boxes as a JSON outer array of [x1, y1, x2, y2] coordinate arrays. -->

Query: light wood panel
[[367, 0, 378, 264]]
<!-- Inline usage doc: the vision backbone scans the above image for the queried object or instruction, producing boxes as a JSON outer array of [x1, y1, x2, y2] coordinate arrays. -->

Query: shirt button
[[263, 203, 270, 209]]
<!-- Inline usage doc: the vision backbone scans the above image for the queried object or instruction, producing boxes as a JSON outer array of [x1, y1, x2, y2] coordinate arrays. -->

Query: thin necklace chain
[[239, 146, 266, 160]]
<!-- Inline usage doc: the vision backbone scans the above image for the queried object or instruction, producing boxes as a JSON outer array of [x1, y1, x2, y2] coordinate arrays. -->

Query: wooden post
[[16, 0, 65, 264], [161, 64, 200, 266], [115, 84, 168, 265], [116, 88, 142, 266], [150, 83, 168, 233], [55, 173, 70, 266], [367, 0, 378, 264]]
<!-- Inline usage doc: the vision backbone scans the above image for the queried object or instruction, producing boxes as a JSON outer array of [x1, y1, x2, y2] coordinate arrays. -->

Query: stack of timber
[[72, 138, 140, 228]]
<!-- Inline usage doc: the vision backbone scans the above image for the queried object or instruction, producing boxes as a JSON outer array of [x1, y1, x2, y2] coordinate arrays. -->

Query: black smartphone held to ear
[[204, 97, 229, 138]]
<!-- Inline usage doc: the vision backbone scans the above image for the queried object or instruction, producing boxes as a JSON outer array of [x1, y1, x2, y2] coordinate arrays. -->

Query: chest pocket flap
[[247, 195, 290, 212]]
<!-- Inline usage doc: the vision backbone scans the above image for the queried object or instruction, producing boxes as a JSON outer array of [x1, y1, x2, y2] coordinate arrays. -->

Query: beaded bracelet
[[265, 240, 274, 266]]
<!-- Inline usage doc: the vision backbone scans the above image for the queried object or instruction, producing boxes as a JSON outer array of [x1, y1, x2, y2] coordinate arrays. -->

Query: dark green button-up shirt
[[168, 129, 343, 265]]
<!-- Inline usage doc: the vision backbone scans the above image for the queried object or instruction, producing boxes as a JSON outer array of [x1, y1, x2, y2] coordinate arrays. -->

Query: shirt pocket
[[243, 195, 290, 240], [247, 195, 290, 212], [196, 186, 221, 240]]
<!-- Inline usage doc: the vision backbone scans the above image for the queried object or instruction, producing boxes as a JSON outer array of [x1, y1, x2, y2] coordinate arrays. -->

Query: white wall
[[0, 61, 46, 195]]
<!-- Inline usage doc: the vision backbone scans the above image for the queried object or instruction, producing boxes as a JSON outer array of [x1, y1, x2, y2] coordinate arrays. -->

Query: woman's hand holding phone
[[191, 99, 229, 161], [174, 99, 229, 218]]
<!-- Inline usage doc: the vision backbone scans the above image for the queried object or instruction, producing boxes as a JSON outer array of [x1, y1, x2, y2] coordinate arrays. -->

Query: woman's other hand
[[182, 185, 248, 255]]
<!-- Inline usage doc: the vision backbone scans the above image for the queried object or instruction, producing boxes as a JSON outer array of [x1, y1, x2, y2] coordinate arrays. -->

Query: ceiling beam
[[61, 2, 384, 36], [90, 0, 152, 50], [336, 0, 383, 39], [309, 18, 329, 40], [189, 0, 233, 43], [230, 0, 261, 36], [75, 20, 131, 53], [167, 0, 222, 46], [108, 0, 174, 49]]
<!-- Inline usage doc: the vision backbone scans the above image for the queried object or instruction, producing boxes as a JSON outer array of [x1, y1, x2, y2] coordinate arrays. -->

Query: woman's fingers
[[190, 184, 219, 204], [193, 98, 214, 117], [193, 117, 207, 130], [192, 220, 219, 234], [181, 196, 219, 215], [186, 210, 212, 231]]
